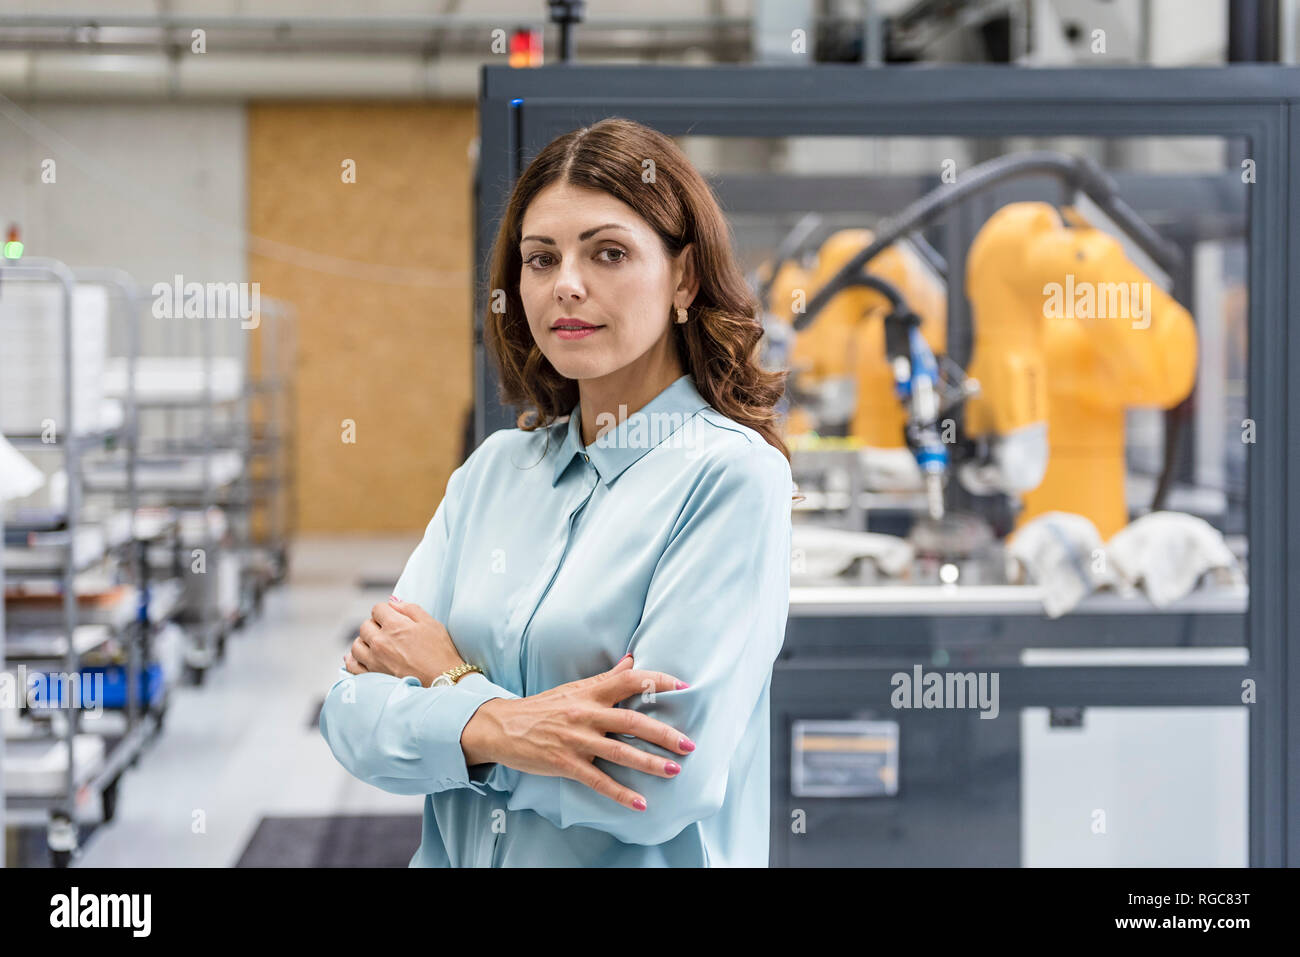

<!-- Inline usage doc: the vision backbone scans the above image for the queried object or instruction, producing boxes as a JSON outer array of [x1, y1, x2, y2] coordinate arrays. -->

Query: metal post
[[5, 258, 82, 859], [863, 0, 883, 67], [72, 269, 143, 731], [1, 399, 6, 867], [1282, 0, 1297, 63]]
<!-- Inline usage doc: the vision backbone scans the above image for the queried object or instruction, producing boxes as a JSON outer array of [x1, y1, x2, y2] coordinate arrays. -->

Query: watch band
[[440, 662, 484, 685]]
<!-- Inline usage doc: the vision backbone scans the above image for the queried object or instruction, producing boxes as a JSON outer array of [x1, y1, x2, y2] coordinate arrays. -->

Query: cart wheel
[[102, 778, 120, 823], [47, 815, 78, 867]]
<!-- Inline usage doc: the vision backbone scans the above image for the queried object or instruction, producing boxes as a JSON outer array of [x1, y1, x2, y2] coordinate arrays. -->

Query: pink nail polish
[[632, 797, 647, 810], [665, 761, 681, 775], [679, 738, 695, 752], [676, 680, 690, 689], [619, 653, 632, 662]]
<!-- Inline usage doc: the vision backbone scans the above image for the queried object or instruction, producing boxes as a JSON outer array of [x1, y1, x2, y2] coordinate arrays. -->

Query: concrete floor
[[70, 534, 424, 867]]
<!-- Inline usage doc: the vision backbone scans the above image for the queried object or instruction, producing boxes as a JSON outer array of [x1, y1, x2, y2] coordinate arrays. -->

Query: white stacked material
[[0, 431, 46, 499], [2, 524, 106, 573], [145, 577, 186, 624], [88, 505, 176, 548], [132, 506, 178, 541], [103, 356, 243, 403], [151, 509, 239, 618], [100, 506, 133, 549], [177, 550, 240, 618], [0, 284, 108, 436], [177, 507, 229, 544], [218, 549, 240, 616], [97, 398, 124, 430], [153, 621, 186, 689], [82, 450, 243, 490], [3, 735, 106, 796], [1, 624, 115, 661]]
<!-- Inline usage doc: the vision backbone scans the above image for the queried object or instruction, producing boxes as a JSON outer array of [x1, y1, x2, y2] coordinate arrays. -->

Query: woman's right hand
[[461, 655, 695, 812]]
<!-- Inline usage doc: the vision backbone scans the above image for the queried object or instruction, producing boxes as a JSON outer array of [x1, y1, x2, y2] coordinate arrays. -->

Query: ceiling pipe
[[0, 51, 493, 99]]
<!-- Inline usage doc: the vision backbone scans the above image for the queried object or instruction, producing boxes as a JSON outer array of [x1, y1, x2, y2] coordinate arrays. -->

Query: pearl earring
[[675, 306, 688, 324]]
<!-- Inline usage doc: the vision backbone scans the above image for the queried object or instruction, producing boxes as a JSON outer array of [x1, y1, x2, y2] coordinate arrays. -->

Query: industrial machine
[[479, 64, 1292, 868], [763, 151, 1198, 541]]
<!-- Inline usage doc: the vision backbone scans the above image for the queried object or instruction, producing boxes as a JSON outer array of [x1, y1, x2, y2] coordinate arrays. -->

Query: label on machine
[[791, 719, 899, 798]]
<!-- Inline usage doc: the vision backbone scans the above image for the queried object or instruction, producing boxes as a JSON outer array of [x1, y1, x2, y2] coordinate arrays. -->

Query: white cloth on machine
[[1005, 511, 1113, 618], [791, 523, 915, 582], [1103, 510, 1244, 607]]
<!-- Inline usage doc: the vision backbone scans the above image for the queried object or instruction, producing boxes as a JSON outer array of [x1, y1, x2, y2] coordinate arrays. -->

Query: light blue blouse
[[318, 373, 793, 866]]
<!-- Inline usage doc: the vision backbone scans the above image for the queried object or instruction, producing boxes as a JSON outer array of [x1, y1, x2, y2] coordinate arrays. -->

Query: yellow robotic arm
[[776, 228, 946, 443], [964, 202, 1198, 538]]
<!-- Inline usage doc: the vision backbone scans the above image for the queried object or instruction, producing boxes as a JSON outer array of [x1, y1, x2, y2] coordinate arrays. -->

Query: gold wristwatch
[[431, 662, 484, 688]]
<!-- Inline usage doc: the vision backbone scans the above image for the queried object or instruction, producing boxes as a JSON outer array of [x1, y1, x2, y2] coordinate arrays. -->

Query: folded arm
[[319, 666, 519, 796], [318, 454, 521, 796]]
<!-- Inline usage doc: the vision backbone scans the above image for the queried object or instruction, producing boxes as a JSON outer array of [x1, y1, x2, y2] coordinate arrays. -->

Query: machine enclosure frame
[[475, 64, 1299, 867]]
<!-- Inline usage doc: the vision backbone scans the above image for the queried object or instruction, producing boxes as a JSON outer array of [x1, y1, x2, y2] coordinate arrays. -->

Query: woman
[[319, 117, 796, 867]]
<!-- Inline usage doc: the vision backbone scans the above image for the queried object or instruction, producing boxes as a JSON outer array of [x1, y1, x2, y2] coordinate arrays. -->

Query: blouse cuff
[[447, 671, 519, 795]]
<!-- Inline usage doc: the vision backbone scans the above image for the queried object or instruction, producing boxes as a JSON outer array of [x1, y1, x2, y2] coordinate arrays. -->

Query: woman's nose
[[556, 280, 582, 297], [553, 261, 585, 299]]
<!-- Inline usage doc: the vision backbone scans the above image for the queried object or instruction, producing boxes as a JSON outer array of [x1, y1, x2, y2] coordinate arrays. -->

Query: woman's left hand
[[344, 597, 465, 687]]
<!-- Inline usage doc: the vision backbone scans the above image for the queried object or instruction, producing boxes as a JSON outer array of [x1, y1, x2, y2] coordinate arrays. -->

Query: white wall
[[0, 100, 247, 358]]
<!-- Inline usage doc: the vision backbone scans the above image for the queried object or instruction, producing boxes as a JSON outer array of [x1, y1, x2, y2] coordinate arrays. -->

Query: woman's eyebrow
[[520, 223, 630, 246]]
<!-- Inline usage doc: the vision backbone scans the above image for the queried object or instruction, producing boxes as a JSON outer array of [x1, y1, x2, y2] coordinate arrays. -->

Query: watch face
[[432, 676, 452, 688]]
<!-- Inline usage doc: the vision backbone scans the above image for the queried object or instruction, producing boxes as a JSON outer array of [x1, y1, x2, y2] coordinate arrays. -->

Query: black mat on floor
[[236, 814, 423, 867]]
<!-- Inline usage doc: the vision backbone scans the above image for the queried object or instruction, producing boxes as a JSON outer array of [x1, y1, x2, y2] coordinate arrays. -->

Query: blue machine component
[[895, 323, 948, 519]]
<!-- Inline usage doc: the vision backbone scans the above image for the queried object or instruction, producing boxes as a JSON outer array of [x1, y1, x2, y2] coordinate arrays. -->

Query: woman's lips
[[553, 325, 603, 340]]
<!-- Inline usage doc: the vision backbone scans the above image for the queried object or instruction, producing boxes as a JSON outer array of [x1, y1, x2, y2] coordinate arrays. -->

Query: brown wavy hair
[[482, 117, 799, 497]]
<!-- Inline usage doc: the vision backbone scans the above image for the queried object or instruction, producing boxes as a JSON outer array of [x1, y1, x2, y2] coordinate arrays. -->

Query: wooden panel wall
[[247, 102, 476, 532]]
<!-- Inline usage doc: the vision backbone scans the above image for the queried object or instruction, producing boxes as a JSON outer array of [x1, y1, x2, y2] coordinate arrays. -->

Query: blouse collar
[[551, 373, 711, 487]]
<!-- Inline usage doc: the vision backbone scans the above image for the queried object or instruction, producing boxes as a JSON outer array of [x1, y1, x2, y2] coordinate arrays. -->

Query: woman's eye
[[525, 248, 623, 269]]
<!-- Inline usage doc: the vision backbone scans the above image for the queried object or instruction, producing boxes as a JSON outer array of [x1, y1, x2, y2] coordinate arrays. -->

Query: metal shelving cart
[[244, 297, 297, 607], [0, 257, 166, 865], [81, 293, 252, 683]]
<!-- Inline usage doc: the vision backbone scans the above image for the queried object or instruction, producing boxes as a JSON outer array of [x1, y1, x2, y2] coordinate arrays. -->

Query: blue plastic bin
[[27, 663, 165, 710]]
